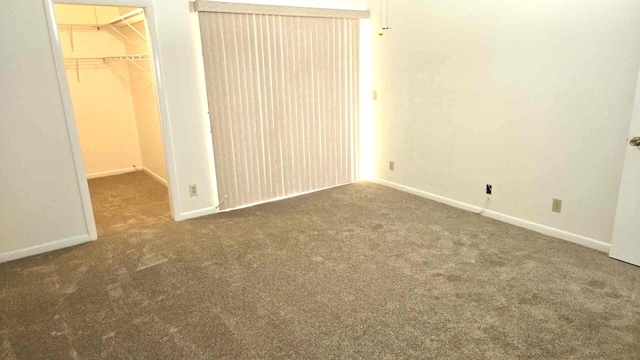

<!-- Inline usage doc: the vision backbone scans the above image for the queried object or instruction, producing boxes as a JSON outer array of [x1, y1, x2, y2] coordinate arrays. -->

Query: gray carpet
[[1, 171, 639, 359]]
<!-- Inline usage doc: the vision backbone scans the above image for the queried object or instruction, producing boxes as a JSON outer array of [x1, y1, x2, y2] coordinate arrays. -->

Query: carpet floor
[[1, 171, 639, 359]]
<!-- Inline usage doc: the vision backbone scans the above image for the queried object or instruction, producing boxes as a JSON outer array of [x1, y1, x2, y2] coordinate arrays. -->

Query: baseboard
[[176, 206, 220, 221], [176, 182, 351, 221], [86, 167, 138, 179], [141, 167, 168, 187], [370, 178, 611, 253], [0, 234, 94, 264]]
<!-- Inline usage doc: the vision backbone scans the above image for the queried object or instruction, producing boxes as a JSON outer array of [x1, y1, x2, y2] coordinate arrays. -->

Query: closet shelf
[[101, 9, 145, 28], [100, 9, 147, 45], [105, 54, 149, 61], [57, 24, 98, 30], [64, 54, 149, 61], [57, 8, 146, 50], [57, 9, 145, 30], [64, 54, 151, 81]]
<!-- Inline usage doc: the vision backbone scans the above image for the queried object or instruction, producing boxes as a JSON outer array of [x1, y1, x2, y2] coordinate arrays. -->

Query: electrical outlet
[[372, 91, 378, 101], [389, 161, 395, 171], [486, 184, 493, 195], [552, 198, 562, 213], [189, 184, 198, 197]]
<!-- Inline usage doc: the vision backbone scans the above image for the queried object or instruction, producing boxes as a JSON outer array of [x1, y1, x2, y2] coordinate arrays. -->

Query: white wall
[[0, 0, 368, 261], [372, 0, 640, 244], [56, 4, 143, 177], [152, 0, 218, 217], [121, 11, 168, 184], [8, 0, 636, 259], [0, 0, 89, 258], [175, 0, 369, 218]]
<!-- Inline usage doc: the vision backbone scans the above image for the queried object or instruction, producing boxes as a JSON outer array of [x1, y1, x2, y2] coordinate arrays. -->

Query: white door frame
[[42, 0, 182, 239]]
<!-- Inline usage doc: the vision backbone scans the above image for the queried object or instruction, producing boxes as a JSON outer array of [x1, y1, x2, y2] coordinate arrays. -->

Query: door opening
[[45, 1, 178, 238]]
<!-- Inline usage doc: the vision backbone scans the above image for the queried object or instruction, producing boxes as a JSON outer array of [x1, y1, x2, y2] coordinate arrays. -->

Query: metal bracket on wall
[[64, 57, 104, 82]]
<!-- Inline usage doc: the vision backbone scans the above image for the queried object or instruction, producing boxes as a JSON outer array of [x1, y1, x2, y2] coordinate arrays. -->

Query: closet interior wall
[[119, 7, 167, 184], [54, 4, 166, 184]]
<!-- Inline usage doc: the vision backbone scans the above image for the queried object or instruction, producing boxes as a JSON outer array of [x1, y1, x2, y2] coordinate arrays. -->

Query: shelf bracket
[[120, 17, 147, 42], [106, 24, 139, 48], [68, 24, 74, 52], [126, 57, 151, 76]]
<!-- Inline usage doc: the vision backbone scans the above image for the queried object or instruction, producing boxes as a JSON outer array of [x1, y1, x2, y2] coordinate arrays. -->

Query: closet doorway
[[46, 1, 177, 238]]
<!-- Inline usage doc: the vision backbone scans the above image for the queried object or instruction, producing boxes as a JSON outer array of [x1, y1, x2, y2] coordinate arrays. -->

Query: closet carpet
[[1, 171, 640, 359]]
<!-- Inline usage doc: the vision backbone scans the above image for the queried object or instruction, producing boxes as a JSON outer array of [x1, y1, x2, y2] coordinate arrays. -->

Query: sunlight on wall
[[359, 19, 373, 180]]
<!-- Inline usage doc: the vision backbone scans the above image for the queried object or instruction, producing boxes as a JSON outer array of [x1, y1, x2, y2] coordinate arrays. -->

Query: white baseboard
[[176, 206, 220, 221], [141, 167, 168, 187], [86, 167, 138, 179], [0, 234, 94, 264], [175, 182, 351, 221], [370, 178, 611, 253], [87, 166, 168, 188]]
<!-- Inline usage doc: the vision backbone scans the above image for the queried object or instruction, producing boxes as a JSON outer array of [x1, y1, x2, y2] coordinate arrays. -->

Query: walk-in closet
[[54, 4, 170, 229]]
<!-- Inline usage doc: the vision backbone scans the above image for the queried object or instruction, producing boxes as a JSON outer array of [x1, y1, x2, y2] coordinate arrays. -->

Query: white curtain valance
[[193, 1, 370, 19]]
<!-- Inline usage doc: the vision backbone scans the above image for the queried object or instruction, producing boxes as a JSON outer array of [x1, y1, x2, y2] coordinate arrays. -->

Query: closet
[[54, 4, 167, 186]]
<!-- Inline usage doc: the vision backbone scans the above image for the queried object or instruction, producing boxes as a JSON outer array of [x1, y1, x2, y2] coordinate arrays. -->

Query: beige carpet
[[1, 171, 639, 359]]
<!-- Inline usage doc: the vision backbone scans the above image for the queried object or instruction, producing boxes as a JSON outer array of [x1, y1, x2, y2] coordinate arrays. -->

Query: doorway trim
[[42, 0, 182, 239]]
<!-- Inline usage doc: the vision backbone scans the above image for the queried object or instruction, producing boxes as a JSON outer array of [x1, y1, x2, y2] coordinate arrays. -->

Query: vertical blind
[[199, 12, 360, 210]]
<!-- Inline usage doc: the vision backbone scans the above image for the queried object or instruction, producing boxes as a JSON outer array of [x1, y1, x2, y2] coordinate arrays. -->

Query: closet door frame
[[42, 0, 181, 237]]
